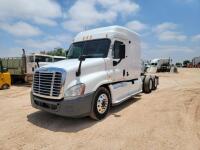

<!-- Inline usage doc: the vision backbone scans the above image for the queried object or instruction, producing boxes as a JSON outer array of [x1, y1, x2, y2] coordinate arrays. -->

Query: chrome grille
[[33, 71, 62, 98]]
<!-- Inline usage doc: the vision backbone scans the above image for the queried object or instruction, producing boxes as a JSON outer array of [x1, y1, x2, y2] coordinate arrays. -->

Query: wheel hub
[[97, 94, 108, 114]]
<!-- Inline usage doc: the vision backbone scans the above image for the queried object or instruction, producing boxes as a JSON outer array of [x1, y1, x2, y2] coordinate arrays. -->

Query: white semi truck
[[150, 58, 171, 72], [31, 26, 159, 120]]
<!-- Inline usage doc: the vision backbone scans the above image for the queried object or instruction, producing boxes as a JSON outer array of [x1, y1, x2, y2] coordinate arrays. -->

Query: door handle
[[123, 69, 125, 76]]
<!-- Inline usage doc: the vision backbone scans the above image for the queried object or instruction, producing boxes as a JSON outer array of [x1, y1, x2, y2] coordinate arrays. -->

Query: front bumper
[[31, 92, 94, 118]]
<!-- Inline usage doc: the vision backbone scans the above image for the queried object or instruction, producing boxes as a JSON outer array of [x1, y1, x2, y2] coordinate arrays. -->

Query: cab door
[[107, 38, 139, 104], [26, 55, 35, 74]]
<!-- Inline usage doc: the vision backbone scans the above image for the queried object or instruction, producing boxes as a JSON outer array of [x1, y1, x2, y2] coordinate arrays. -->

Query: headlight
[[64, 83, 85, 98]]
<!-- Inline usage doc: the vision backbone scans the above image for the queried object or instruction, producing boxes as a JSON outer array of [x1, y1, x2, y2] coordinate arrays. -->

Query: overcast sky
[[0, 0, 199, 62]]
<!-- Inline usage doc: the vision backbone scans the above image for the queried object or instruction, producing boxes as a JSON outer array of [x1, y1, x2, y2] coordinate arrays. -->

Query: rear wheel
[[154, 77, 158, 90], [90, 87, 111, 120], [151, 75, 158, 90], [143, 75, 153, 93]]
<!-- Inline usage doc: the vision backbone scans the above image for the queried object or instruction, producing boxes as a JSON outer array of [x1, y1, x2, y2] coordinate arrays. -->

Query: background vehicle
[[52, 56, 66, 62], [149, 58, 172, 72], [0, 59, 11, 90], [175, 62, 182, 68], [183, 60, 190, 68], [1, 50, 66, 83], [192, 56, 200, 68], [31, 26, 159, 120], [26, 54, 66, 80]]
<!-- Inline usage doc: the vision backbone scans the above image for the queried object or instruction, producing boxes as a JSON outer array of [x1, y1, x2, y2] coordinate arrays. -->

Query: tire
[[154, 77, 158, 90], [143, 75, 153, 93], [151, 75, 158, 90], [90, 87, 111, 120], [1, 84, 10, 90]]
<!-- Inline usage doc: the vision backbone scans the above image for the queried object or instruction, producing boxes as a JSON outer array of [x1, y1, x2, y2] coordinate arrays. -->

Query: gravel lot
[[0, 68, 200, 150]]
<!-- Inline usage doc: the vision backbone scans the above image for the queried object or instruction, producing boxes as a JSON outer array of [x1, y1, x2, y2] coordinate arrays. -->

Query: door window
[[113, 41, 124, 59]]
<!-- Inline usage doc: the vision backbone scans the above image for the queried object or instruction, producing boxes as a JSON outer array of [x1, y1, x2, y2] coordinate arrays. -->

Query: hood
[[38, 58, 105, 73], [38, 62, 52, 67]]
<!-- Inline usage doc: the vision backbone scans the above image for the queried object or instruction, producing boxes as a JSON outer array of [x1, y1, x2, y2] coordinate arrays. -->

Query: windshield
[[35, 56, 52, 62], [151, 63, 157, 66], [67, 38, 111, 59]]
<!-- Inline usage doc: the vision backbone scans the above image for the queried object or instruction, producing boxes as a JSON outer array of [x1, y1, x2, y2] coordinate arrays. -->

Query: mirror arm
[[76, 60, 83, 77], [76, 55, 86, 77], [36, 61, 40, 68]]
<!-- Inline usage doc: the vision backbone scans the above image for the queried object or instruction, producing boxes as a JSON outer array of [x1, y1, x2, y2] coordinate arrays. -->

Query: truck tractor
[[31, 26, 159, 120]]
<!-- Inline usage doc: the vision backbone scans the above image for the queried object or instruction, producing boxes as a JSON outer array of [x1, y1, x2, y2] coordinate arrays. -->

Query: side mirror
[[119, 44, 125, 59], [35, 58, 40, 68], [79, 55, 86, 61], [35, 58, 39, 63]]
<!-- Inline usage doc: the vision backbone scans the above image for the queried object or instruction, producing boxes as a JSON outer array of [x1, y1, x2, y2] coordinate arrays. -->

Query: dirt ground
[[0, 68, 200, 150]]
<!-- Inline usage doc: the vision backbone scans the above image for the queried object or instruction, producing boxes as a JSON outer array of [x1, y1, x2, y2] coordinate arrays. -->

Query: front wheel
[[90, 87, 111, 120]]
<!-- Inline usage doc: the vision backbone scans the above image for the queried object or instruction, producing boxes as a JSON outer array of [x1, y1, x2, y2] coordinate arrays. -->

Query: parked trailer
[[1, 50, 66, 83], [31, 26, 159, 120]]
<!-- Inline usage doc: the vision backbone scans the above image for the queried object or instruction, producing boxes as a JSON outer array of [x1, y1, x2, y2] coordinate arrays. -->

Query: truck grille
[[33, 71, 62, 98]]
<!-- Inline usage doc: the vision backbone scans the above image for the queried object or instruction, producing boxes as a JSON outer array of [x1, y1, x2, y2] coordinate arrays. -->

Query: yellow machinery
[[0, 59, 11, 90]]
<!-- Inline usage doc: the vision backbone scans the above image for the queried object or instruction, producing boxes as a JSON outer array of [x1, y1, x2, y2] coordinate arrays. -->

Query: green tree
[[183, 60, 190, 67], [46, 48, 66, 56]]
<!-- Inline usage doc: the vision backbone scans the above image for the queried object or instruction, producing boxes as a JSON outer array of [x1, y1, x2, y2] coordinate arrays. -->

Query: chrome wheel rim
[[97, 93, 108, 114]]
